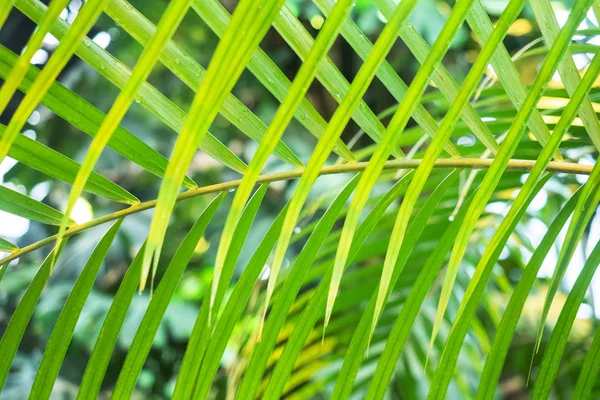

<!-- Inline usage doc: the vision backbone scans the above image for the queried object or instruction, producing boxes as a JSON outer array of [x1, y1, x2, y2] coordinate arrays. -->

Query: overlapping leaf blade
[[531, 238, 600, 399], [263, 0, 420, 337], [105, 0, 302, 168], [192, 0, 357, 161], [142, 0, 287, 292], [0, 0, 70, 117], [436, 0, 594, 354], [332, 170, 458, 398], [572, 326, 600, 400], [234, 175, 361, 398], [0, 237, 17, 253], [29, 220, 121, 399], [331, 0, 508, 337], [476, 190, 581, 399], [77, 244, 146, 399], [172, 185, 267, 399], [0, 0, 109, 163], [210, 0, 357, 323], [530, 0, 600, 151], [465, 0, 562, 160], [15, 0, 245, 175], [375, 0, 500, 153], [111, 193, 224, 398], [0, 245, 65, 391], [314, 0, 460, 158], [56, 0, 199, 272], [6, 126, 138, 204], [0, 44, 196, 188]]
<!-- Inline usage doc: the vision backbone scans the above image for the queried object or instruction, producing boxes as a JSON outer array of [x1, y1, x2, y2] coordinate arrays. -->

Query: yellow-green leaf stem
[[212, 0, 357, 324], [0, 157, 592, 268], [142, 0, 286, 293]]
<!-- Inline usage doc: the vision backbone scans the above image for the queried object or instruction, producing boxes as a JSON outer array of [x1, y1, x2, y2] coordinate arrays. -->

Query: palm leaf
[[0, 237, 17, 253], [29, 220, 121, 399], [476, 189, 581, 399], [271, 4, 404, 158], [0, 244, 64, 391], [465, 0, 563, 160], [111, 193, 224, 398], [333, 0, 511, 337], [0, 184, 72, 226], [435, 31, 600, 350], [531, 238, 600, 398]]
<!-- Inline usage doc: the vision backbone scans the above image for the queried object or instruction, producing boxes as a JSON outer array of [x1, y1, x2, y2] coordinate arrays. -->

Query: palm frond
[[1, 0, 599, 398]]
